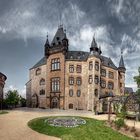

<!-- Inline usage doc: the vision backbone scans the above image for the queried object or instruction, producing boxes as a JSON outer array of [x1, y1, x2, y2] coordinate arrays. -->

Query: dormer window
[[57, 37, 60, 40], [70, 56, 73, 59], [36, 68, 41, 75]]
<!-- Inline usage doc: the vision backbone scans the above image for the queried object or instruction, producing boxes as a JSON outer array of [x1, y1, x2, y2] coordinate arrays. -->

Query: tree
[[19, 96, 26, 107], [134, 67, 140, 88], [5, 90, 20, 108], [134, 67, 140, 120]]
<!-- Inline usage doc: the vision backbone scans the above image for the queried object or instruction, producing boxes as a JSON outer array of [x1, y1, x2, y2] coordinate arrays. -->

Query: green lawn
[[28, 116, 132, 140], [0, 111, 8, 115]]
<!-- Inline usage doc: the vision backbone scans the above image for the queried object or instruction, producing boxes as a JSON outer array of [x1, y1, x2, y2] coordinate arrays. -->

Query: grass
[[0, 111, 8, 115], [28, 116, 133, 140]]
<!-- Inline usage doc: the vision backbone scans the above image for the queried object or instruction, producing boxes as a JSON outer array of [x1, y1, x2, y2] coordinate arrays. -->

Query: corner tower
[[118, 50, 126, 95]]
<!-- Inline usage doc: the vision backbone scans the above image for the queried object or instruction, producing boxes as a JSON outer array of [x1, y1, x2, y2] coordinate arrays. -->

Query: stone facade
[[26, 26, 126, 113], [0, 72, 7, 109]]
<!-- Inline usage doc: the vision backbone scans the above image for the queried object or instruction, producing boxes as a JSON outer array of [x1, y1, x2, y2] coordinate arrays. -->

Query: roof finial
[[121, 48, 123, 55], [46, 32, 48, 39], [58, 12, 63, 28]]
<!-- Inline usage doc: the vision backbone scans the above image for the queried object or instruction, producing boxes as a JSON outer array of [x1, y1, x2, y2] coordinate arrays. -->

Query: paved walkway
[[0, 108, 140, 140]]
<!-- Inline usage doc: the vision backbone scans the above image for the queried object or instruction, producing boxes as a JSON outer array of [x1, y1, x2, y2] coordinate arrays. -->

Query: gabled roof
[[30, 51, 117, 70], [65, 51, 89, 61], [30, 57, 46, 70], [100, 56, 117, 70], [125, 87, 134, 94]]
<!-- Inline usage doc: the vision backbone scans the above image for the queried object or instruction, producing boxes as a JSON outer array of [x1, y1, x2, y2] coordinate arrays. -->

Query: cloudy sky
[[0, 0, 140, 97]]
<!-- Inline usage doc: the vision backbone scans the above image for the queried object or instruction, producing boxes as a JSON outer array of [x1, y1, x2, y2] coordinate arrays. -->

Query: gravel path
[[0, 108, 140, 140]]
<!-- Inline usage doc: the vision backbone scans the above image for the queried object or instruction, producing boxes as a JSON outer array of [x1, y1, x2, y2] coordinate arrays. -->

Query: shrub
[[114, 118, 125, 129], [134, 130, 140, 137], [123, 124, 129, 131], [130, 127, 136, 133]]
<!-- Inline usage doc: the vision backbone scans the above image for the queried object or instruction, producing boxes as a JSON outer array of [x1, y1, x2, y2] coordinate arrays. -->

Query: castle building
[[26, 25, 126, 112], [0, 72, 7, 108]]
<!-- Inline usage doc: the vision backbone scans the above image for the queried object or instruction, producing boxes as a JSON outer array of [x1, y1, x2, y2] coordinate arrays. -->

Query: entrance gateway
[[51, 97, 59, 108]]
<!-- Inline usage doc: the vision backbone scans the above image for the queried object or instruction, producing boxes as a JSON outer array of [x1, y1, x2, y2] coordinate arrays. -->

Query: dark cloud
[[0, 0, 140, 95]]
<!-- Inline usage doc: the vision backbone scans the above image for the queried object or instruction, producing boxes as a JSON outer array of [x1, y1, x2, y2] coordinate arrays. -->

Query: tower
[[46, 25, 68, 109], [90, 36, 102, 55], [44, 34, 50, 57], [118, 50, 126, 95]]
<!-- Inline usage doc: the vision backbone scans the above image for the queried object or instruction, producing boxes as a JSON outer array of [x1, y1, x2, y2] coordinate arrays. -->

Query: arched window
[[36, 68, 41, 75], [77, 90, 81, 97], [39, 89, 45, 95], [40, 79, 45, 85], [94, 89, 98, 97], [108, 82, 114, 89], [69, 89, 73, 97]]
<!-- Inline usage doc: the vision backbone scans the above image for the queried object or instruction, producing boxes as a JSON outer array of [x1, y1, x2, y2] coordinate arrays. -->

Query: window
[[109, 71, 114, 79], [108, 82, 114, 89], [69, 65, 74, 73], [120, 83, 122, 87], [51, 78, 60, 92], [69, 89, 73, 97], [94, 89, 98, 97], [95, 62, 99, 71], [69, 77, 74, 85], [77, 90, 81, 97], [89, 61, 93, 70], [76, 77, 82, 85], [40, 79, 45, 85], [51, 58, 60, 70], [101, 69, 106, 77], [40, 89, 45, 95], [76, 65, 82, 73], [101, 79, 106, 88], [94, 75, 99, 84], [36, 68, 41, 75], [89, 75, 93, 84]]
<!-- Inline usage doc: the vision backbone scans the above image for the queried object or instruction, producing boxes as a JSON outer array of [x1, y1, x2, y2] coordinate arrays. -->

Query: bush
[[124, 124, 129, 131], [134, 130, 140, 137], [114, 118, 125, 129], [130, 127, 136, 133]]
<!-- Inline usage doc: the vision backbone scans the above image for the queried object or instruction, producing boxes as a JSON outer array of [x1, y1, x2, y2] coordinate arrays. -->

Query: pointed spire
[[91, 35, 98, 48], [51, 25, 67, 45], [119, 49, 126, 72], [90, 35, 102, 55], [45, 33, 50, 47]]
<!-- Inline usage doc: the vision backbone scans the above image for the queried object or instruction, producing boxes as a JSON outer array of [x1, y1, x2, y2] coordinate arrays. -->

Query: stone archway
[[32, 94, 38, 108], [51, 97, 59, 108]]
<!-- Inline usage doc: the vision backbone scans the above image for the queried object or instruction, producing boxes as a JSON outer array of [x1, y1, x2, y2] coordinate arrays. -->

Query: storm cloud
[[0, 0, 140, 96]]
